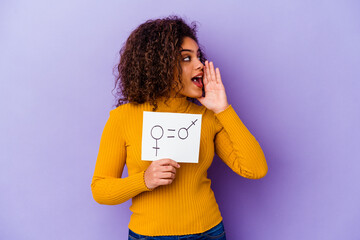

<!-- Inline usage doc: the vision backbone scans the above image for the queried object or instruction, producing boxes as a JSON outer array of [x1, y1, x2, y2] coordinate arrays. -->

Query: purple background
[[1, 0, 359, 239]]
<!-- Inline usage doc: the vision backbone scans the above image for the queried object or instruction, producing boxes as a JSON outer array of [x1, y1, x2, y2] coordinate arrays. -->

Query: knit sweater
[[91, 96, 268, 236]]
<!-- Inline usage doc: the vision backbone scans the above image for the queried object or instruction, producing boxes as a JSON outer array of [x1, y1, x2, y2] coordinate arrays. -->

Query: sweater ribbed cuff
[[214, 104, 235, 120], [142, 170, 154, 191], [214, 104, 249, 137]]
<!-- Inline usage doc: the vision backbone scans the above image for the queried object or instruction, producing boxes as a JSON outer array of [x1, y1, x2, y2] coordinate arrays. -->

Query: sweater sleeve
[[214, 105, 268, 179], [91, 108, 152, 205]]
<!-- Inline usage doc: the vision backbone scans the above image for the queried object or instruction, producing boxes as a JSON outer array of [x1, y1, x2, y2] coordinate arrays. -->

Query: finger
[[202, 64, 209, 86], [209, 62, 216, 82], [205, 61, 211, 82], [161, 165, 176, 174], [215, 67, 222, 84], [158, 179, 173, 185], [159, 172, 175, 179], [158, 158, 180, 168]]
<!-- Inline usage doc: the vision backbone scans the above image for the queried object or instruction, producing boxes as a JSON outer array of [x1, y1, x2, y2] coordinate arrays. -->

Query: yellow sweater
[[91, 96, 268, 236]]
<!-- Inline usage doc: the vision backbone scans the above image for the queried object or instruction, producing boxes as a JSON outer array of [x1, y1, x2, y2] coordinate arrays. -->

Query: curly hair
[[112, 16, 206, 111]]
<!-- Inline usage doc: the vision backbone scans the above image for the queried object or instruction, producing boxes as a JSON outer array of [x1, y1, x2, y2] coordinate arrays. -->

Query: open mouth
[[191, 76, 203, 88]]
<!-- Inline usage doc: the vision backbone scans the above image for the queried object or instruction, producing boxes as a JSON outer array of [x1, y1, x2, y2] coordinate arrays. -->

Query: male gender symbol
[[178, 119, 198, 140]]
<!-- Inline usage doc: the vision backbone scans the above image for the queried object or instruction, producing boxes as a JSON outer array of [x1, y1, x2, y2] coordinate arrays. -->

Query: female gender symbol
[[150, 125, 164, 156]]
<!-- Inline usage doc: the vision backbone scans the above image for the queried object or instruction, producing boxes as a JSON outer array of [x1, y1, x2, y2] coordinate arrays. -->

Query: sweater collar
[[149, 96, 191, 113]]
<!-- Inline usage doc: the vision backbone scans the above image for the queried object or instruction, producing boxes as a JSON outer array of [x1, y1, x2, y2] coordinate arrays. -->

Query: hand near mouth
[[197, 60, 230, 114]]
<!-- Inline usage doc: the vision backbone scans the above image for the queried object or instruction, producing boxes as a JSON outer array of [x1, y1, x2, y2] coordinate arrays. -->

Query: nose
[[195, 58, 204, 70]]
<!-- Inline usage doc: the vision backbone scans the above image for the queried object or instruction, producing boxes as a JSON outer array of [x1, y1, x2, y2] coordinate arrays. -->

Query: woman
[[91, 16, 268, 239]]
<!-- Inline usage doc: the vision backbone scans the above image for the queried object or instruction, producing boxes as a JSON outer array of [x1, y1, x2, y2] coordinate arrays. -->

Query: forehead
[[180, 37, 199, 51]]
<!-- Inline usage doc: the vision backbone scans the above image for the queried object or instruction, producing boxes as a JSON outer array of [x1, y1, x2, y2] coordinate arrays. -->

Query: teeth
[[192, 76, 202, 82]]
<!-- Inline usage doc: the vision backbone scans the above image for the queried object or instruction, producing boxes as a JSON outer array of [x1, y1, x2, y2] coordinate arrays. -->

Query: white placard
[[141, 111, 202, 163]]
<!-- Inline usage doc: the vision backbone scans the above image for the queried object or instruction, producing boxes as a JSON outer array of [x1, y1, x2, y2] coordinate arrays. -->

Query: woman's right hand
[[144, 158, 180, 189]]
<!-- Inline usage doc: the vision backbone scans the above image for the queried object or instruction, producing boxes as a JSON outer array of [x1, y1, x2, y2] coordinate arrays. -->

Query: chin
[[179, 88, 202, 99], [195, 89, 203, 98], [185, 91, 202, 99]]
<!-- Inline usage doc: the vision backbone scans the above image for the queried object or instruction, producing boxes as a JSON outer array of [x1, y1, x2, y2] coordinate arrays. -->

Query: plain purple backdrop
[[1, 0, 359, 239]]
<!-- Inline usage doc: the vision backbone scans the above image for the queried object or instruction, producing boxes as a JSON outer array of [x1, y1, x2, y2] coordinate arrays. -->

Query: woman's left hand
[[197, 60, 230, 114]]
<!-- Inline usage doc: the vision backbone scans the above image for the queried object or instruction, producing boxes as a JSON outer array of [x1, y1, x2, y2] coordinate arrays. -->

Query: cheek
[[182, 68, 192, 80]]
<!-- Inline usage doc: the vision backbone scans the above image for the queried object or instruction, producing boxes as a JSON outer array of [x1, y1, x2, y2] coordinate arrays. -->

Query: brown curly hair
[[112, 16, 206, 111]]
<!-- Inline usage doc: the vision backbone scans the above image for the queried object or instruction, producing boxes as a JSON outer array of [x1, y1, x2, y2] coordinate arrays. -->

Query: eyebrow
[[180, 49, 200, 53]]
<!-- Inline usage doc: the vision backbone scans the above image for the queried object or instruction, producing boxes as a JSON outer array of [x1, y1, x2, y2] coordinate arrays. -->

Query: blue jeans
[[128, 221, 226, 239]]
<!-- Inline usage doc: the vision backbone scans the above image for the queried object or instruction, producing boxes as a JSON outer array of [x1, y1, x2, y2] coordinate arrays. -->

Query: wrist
[[143, 170, 154, 190], [213, 104, 230, 114]]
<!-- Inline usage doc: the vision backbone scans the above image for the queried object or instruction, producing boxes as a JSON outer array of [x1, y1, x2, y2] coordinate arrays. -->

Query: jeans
[[128, 221, 226, 240]]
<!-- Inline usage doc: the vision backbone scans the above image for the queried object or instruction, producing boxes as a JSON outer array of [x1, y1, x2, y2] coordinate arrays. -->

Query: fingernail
[[177, 164, 180, 168]]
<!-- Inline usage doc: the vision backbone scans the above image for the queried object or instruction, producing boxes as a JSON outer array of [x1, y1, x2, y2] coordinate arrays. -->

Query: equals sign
[[167, 129, 175, 138]]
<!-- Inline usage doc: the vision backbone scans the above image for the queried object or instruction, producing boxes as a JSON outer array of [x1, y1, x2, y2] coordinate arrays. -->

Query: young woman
[[91, 16, 268, 239]]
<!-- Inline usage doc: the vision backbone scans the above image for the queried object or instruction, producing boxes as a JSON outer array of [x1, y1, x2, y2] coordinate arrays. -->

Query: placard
[[141, 111, 202, 163]]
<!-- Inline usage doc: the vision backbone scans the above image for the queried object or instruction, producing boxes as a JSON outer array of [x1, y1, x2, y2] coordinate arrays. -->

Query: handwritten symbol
[[150, 125, 163, 156], [178, 119, 198, 140]]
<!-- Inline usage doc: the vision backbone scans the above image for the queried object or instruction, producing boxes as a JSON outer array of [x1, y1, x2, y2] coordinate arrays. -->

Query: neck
[[152, 95, 190, 112]]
